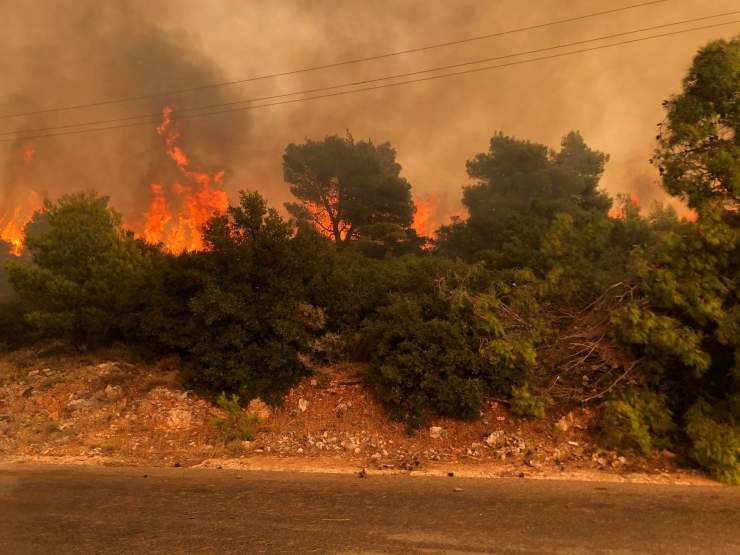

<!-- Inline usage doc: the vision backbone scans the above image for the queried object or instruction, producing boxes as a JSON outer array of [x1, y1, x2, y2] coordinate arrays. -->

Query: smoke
[[1, 0, 737, 230], [0, 0, 248, 220]]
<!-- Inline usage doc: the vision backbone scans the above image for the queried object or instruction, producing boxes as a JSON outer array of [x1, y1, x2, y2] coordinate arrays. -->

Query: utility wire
[[3, 10, 737, 139], [2, 18, 737, 145], [0, 0, 670, 120]]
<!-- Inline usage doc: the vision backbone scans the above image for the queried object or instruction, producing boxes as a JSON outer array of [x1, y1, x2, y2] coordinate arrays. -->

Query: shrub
[[310, 332, 347, 365], [0, 302, 32, 350], [686, 401, 739, 485], [598, 389, 675, 456], [510, 382, 552, 418], [144, 191, 313, 404], [5, 193, 151, 346], [211, 393, 261, 443], [361, 269, 537, 430]]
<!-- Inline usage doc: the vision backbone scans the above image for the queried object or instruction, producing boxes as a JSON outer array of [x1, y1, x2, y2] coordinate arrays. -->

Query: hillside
[[0, 345, 711, 484]]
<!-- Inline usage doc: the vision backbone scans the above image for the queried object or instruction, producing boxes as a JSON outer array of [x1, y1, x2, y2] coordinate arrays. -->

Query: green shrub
[[599, 388, 675, 456], [361, 271, 537, 430], [144, 191, 312, 404], [310, 332, 347, 364], [5, 193, 151, 346], [510, 382, 552, 418], [211, 393, 261, 443], [686, 401, 739, 485], [0, 302, 32, 349]]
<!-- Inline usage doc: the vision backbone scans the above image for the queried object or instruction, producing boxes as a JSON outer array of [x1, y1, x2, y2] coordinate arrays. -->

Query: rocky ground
[[0, 345, 713, 484]]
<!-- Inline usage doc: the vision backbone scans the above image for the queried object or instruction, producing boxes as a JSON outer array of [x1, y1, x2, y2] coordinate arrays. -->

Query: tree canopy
[[653, 37, 739, 213], [6, 192, 151, 345], [436, 131, 611, 268], [282, 134, 414, 244]]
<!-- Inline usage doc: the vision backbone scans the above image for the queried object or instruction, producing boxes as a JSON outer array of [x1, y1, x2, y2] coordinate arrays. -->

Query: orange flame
[[412, 195, 437, 237], [0, 144, 42, 256], [609, 192, 640, 219], [680, 209, 697, 222], [142, 107, 228, 253], [1, 190, 42, 256]]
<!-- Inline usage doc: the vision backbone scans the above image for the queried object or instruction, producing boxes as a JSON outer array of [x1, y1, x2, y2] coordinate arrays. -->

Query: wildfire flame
[[0, 144, 42, 256], [142, 107, 228, 253], [412, 194, 437, 237], [608, 192, 640, 219], [680, 209, 698, 222]]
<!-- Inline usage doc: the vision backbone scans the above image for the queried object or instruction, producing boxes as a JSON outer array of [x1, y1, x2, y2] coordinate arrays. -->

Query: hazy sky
[[1, 0, 738, 229]]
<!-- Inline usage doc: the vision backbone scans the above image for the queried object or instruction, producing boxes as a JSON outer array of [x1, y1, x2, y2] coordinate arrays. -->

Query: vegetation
[[283, 133, 415, 246], [211, 393, 261, 443], [142, 191, 315, 404], [1, 38, 737, 481], [598, 389, 675, 456], [5, 193, 151, 346]]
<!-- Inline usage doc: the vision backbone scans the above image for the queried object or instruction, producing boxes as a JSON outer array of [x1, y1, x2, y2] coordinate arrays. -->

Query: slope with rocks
[[0, 346, 711, 484]]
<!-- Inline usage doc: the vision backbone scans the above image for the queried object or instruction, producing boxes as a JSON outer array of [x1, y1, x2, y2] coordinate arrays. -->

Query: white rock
[[104, 384, 123, 401], [297, 398, 309, 412], [166, 408, 192, 430], [484, 430, 504, 448], [429, 426, 446, 439]]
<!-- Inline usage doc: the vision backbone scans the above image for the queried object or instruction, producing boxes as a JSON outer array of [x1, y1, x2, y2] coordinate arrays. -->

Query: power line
[[3, 10, 738, 139], [2, 18, 737, 145], [0, 0, 670, 120]]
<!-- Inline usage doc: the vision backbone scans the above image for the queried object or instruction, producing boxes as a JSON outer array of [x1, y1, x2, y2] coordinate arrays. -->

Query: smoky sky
[[1, 0, 738, 227]]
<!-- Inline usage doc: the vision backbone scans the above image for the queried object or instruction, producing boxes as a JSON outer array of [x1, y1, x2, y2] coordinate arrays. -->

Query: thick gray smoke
[[1, 0, 738, 229]]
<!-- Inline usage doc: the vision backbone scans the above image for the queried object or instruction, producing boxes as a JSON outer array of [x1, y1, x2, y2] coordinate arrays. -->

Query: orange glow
[[21, 144, 35, 166], [0, 144, 42, 256], [680, 209, 697, 222], [412, 195, 437, 237], [608, 192, 640, 219], [1, 190, 42, 256], [143, 183, 171, 244], [142, 106, 229, 253]]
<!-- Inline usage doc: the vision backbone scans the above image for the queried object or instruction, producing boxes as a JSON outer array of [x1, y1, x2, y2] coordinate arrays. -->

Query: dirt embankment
[[0, 346, 715, 485]]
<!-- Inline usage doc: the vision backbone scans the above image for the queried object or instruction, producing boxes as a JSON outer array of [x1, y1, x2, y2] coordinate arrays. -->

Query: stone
[[555, 416, 570, 432], [484, 430, 505, 448], [429, 426, 445, 439], [104, 384, 123, 401], [67, 398, 90, 410], [247, 398, 272, 420], [297, 399, 309, 412]]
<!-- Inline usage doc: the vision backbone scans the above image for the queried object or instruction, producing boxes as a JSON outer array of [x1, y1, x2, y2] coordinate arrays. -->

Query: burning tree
[[282, 134, 414, 245]]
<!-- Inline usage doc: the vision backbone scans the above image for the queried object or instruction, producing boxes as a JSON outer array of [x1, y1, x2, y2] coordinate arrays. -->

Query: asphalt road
[[0, 464, 738, 554]]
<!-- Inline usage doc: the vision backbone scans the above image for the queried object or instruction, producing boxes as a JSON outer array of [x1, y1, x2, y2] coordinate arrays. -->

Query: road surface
[[1, 463, 738, 554]]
